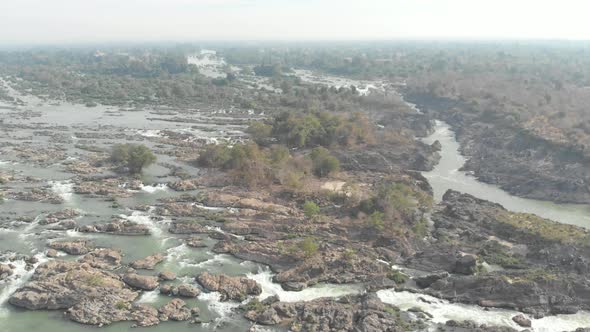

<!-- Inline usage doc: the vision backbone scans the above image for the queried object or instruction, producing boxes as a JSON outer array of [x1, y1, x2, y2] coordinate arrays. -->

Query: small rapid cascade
[[377, 289, 590, 332], [140, 183, 169, 193], [247, 266, 362, 302], [49, 180, 74, 202], [120, 208, 165, 239], [137, 289, 160, 304], [198, 291, 241, 328], [0, 254, 48, 316]]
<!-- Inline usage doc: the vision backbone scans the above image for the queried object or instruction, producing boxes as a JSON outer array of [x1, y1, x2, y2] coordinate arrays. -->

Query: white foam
[[49, 180, 74, 201], [199, 291, 240, 326], [140, 183, 168, 193], [192, 203, 225, 212], [65, 229, 84, 237], [377, 289, 590, 332], [205, 226, 244, 240], [137, 129, 162, 138], [193, 253, 233, 269], [18, 214, 41, 241], [247, 266, 362, 302], [137, 289, 159, 304], [0, 254, 48, 316], [120, 210, 162, 238]]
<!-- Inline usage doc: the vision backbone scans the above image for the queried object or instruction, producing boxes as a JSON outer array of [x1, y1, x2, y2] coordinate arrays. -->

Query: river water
[[421, 120, 590, 229], [0, 86, 360, 331], [0, 63, 589, 331]]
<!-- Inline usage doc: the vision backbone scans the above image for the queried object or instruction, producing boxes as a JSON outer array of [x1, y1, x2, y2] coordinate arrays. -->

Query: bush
[[309, 147, 340, 177], [303, 200, 320, 219], [247, 121, 273, 145], [368, 211, 385, 230], [197, 143, 274, 188], [387, 269, 408, 284], [300, 237, 319, 258], [111, 144, 156, 174], [197, 144, 232, 168]]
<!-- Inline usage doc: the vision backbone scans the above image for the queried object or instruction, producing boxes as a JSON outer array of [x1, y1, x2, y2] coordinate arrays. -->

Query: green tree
[[111, 144, 157, 174], [247, 121, 273, 145], [309, 147, 340, 177]]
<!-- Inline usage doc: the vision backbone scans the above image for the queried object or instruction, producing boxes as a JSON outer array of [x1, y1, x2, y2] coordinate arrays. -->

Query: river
[[0, 62, 589, 331], [421, 120, 590, 229]]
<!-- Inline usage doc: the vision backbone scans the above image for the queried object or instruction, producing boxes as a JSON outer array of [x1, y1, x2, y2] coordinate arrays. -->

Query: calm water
[[422, 120, 590, 229]]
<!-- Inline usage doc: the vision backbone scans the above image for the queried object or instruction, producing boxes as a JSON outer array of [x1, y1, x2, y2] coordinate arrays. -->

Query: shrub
[[247, 121, 273, 144], [387, 269, 408, 284], [111, 144, 156, 174], [303, 200, 320, 219], [309, 147, 340, 177], [115, 301, 128, 310], [300, 237, 319, 258], [368, 211, 385, 230], [197, 144, 232, 168], [85, 275, 105, 287]]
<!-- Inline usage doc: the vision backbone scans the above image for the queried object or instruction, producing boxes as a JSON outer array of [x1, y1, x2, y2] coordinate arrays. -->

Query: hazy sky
[[1, 0, 589, 44]]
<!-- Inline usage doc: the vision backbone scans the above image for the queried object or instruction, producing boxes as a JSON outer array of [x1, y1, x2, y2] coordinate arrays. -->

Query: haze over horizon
[[1, 0, 589, 45]]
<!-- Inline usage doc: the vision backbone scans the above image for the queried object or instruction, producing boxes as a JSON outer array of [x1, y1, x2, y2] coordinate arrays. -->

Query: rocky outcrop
[[9, 260, 137, 311], [243, 293, 414, 331], [414, 272, 449, 289], [511, 314, 531, 327], [9, 188, 63, 204], [74, 179, 131, 198], [333, 141, 440, 173], [426, 272, 590, 317], [122, 273, 159, 291], [186, 237, 207, 248], [0, 263, 13, 280], [130, 254, 165, 270], [168, 178, 200, 191], [48, 240, 93, 255], [160, 284, 200, 298], [79, 249, 122, 270], [405, 92, 590, 204], [197, 272, 261, 301], [158, 271, 176, 281], [205, 192, 295, 215], [41, 209, 79, 225], [168, 221, 209, 234], [158, 299, 198, 322], [78, 220, 150, 236]]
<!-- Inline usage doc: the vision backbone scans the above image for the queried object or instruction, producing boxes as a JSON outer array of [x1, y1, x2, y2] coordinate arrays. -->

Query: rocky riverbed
[[1, 65, 590, 332]]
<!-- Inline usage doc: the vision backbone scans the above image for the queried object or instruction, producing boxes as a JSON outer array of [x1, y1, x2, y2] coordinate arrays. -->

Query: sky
[[0, 0, 589, 44]]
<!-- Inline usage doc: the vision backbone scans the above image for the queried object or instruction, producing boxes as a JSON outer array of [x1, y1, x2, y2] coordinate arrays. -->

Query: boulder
[[158, 299, 193, 321], [177, 284, 200, 298], [130, 254, 165, 270], [186, 237, 207, 248], [45, 249, 59, 258], [158, 271, 176, 281], [196, 272, 261, 301], [454, 254, 478, 275], [122, 274, 158, 291], [79, 249, 122, 270], [48, 240, 93, 255], [512, 314, 532, 327], [414, 272, 449, 288], [9, 261, 137, 311], [0, 264, 13, 279]]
